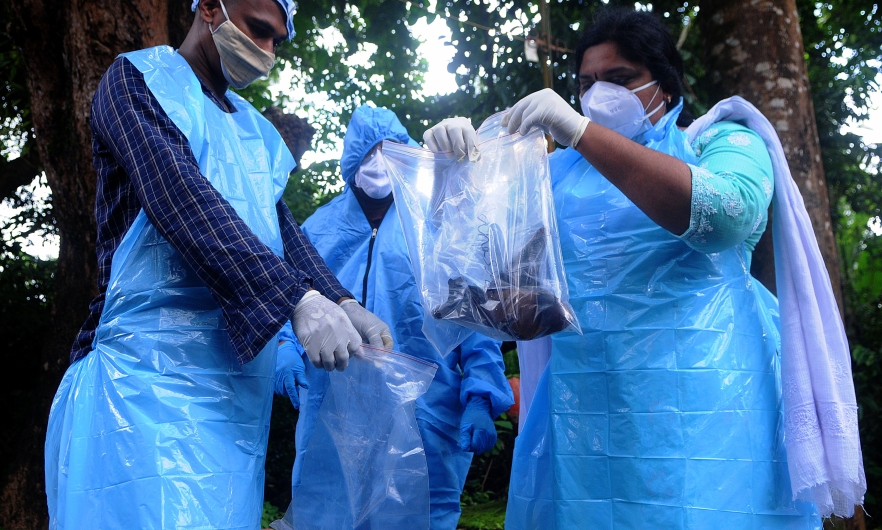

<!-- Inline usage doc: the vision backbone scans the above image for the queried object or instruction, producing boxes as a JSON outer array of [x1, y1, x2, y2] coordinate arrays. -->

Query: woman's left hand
[[502, 88, 590, 147]]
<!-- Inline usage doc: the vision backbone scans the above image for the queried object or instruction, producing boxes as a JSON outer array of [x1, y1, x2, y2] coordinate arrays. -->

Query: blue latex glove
[[275, 339, 309, 409], [459, 396, 498, 454]]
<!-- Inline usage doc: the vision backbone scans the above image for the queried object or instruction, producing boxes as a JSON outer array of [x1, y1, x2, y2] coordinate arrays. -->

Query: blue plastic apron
[[45, 46, 295, 530], [506, 103, 820, 529]]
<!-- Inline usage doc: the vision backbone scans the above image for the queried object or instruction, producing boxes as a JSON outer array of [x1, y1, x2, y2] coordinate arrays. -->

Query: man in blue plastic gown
[[44, 2, 394, 528], [284, 105, 515, 530]]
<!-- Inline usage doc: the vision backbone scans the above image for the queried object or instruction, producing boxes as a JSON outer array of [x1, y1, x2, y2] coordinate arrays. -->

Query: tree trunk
[[0, 2, 191, 527], [698, 0, 858, 527], [698, 0, 845, 315]]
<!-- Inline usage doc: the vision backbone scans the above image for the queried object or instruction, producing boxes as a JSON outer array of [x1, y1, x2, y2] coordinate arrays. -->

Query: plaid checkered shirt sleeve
[[72, 57, 351, 364]]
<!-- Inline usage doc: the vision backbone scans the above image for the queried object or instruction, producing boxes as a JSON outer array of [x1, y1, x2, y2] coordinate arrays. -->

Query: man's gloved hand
[[292, 290, 362, 372], [339, 299, 394, 349], [502, 88, 591, 148], [459, 396, 498, 454], [423, 116, 480, 162], [274, 339, 309, 409]]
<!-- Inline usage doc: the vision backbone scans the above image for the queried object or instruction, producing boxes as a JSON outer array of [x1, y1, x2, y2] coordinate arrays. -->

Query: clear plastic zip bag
[[270, 346, 437, 530], [381, 113, 580, 356]]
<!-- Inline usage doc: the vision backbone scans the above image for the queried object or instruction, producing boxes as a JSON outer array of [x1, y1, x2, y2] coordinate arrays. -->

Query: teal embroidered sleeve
[[677, 121, 774, 259]]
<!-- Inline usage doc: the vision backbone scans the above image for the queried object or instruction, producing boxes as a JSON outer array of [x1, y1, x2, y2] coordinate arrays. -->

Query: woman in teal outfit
[[424, 8, 828, 529]]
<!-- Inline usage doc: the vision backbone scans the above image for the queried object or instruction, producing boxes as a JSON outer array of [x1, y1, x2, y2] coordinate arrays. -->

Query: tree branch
[[0, 154, 41, 201]]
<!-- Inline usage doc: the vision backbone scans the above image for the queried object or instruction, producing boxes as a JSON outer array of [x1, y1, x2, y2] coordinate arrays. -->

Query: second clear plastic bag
[[381, 113, 580, 355], [270, 346, 437, 530]]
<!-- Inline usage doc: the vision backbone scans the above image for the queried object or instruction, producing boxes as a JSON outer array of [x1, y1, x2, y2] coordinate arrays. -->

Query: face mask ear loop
[[218, 0, 231, 21], [635, 83, 665, 125], [210, 0, 231, 34], [629, 79, 659, 95]]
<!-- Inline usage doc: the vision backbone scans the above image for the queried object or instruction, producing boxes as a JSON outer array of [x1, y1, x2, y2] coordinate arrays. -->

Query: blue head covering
[[341, 105, 420, 186], [191, 0, 296, 40]]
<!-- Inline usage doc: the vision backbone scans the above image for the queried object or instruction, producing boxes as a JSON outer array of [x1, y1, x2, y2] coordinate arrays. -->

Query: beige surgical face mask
[[210, 0, 275, 89]]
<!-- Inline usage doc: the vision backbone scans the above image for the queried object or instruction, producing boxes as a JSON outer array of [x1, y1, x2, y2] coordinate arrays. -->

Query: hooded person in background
[[44, 1, 392, 528], [281, 105, 514, 530]]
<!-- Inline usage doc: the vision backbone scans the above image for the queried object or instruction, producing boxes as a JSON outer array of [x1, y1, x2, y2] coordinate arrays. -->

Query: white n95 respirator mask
[[580, 80, 665, 139], [210, 0, 275, 89], [355, 151, 392, 199]]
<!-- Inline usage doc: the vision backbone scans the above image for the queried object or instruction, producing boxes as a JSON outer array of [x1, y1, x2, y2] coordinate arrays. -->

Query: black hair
[[574, 8, 694, 126]]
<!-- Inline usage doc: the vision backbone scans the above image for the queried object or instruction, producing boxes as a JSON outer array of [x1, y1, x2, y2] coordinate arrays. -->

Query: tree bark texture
[[0, 2, 192, 527], [698, 0, 845, 315], [698, 0, 859, 527]]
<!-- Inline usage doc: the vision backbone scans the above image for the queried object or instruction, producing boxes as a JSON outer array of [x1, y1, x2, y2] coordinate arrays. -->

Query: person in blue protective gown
[[43, 2, 394, 529], [279, 105, 515, 530], [423, 8, 833, 529]]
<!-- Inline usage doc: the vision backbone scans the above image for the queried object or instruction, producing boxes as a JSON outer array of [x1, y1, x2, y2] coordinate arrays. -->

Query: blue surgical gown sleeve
[[457, 334, 515, 418], [678, 121, 774, 258], [278, 320, 297, 343]]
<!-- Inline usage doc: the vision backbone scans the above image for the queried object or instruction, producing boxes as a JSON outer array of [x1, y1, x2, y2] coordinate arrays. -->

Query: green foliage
[[852, 344, 882, 507], [429, 0, 575, 123], [234, 76, 286, 113], [839, 205, 882, 302], [260, 501, 283, 528], [0, 26, 31, 159], [250, 1, 696, 146], [798, 0, 882, 223], [273, 1, 435, 144], [502, 345, 519, 378], [430, 1, 707, 127], [2, 175, 56, 242], [243, 1, 448, 201], [263, 396, 299, 514], [458, 498, 507, 530], [0, 239, 55, 475], [837, 199, 882, 511], [282, 160, 344, 224], [0, 176, 56, 475]]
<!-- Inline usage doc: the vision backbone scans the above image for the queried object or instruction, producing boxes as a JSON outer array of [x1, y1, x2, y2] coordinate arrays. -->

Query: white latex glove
[[423, 116, 480, 162], [339, 299, 394, 349], [291, 290, 362, 372], [501, 88, 591, 148]]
